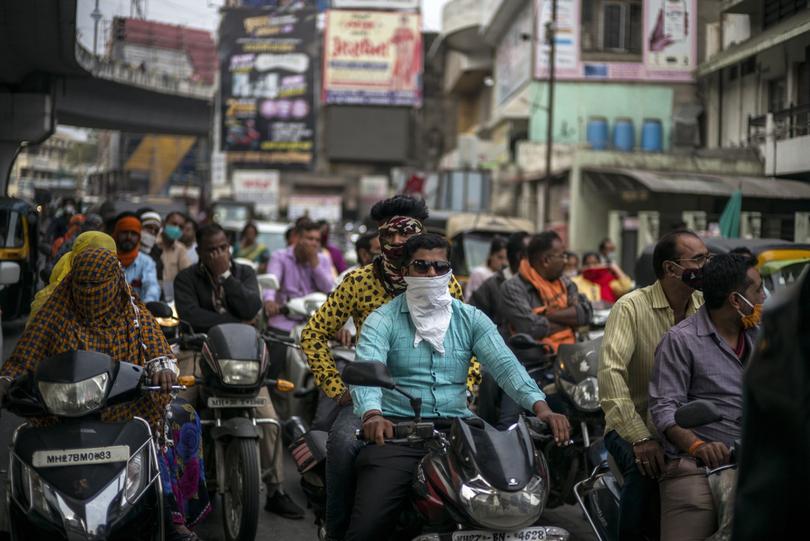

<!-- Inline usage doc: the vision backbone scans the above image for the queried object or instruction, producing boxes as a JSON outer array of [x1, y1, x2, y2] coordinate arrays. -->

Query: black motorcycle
[[3, 350, 182, 540]]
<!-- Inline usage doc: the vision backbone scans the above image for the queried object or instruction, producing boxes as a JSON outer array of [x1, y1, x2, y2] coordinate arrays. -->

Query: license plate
[[452, 527, 548, 541], [32, 445, 130, 468], [207, 396, 268, 408]]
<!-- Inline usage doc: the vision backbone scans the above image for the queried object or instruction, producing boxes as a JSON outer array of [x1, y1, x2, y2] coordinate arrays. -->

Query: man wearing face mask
[[154, 211, 191, 302], [649, 254, 763, 540], [300, 196, 480, 541], [112, 212, 160, 303], [345, 234, 570, 540], [598, 229, 707, 541]]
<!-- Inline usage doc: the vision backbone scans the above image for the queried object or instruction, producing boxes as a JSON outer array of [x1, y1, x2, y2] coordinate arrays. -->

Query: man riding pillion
[[300, 195, 481, 541], [345, 233, 570, 541], [649, 254, 763, 540], [173, 223, 304, 519]]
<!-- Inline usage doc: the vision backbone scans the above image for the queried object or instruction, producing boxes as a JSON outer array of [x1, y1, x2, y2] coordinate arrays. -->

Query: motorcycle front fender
[[209, 417, 261, 440]]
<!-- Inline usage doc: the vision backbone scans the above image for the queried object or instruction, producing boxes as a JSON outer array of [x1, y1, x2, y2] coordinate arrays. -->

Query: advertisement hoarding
[[232, 169, 280, 219], [323, 10, 422, 106], [332, 0, 419, 8], [220, 8, 317, 168], [288, 194, 343, 222]]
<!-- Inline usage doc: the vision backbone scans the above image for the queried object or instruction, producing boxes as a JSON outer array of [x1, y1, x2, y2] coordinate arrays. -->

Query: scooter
[[3, 350, 189, 540], [341, 361, 570, 541], [150, 302, 294, 541]]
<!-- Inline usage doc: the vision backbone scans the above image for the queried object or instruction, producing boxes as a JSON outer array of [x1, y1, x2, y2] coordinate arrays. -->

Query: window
[[763, 0, 808, 29], [581, 0, 642, 57], [769, 78, 786, 113]]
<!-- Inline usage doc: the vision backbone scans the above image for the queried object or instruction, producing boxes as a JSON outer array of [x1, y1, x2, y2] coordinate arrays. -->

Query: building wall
[[528, 81, 677, 149]]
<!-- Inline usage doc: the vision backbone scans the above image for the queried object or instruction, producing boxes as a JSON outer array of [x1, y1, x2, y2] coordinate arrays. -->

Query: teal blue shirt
[[351, 296, 546, 419]]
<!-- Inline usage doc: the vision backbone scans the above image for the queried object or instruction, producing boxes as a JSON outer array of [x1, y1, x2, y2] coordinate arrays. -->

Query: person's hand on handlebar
[[151, 369, 177, 393], [362, 410, 394, 445], [533, 400, 571, 446]]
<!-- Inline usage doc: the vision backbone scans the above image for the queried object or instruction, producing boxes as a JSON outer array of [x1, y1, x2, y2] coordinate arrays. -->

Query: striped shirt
[[597, 281, 703, 443]]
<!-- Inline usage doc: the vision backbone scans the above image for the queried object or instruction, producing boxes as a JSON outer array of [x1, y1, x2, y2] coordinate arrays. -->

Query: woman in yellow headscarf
[[29, 231, 117, 321]]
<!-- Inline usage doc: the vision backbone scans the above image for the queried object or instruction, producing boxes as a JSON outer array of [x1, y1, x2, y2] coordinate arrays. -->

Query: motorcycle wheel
[[222, 439, 260, 541]]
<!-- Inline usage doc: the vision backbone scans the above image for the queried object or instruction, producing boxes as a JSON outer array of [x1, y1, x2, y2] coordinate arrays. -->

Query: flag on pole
[[719, 190, 742, 238]]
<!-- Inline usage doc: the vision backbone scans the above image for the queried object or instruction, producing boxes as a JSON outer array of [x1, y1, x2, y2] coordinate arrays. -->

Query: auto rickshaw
[[0, 197, 40, 322], [634, 236, 810, 293], [425, 212, 535, 285]]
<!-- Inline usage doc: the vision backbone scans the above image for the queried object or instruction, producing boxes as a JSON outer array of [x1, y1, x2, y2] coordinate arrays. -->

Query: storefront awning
[[584, 167, 810, 200]]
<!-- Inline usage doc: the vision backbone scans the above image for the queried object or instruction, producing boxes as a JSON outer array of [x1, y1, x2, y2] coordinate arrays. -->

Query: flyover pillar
[[0, 92, 54, 195]]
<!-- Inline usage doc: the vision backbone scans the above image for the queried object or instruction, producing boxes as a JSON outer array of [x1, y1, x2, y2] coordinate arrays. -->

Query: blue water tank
[[641, 118, 663, 152], [613, 117, 635, 151], [586, 116, 609, 150]]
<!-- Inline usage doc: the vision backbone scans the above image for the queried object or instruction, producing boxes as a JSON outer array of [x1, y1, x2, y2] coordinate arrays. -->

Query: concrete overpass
[[0, 0, 214, 193]]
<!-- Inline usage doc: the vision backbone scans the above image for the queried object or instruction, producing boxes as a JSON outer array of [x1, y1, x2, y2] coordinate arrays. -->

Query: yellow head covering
[[29, 231, 117, 321]]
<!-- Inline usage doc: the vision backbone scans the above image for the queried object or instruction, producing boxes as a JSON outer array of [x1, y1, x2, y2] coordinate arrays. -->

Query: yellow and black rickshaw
[[0, 197, 40, 322]]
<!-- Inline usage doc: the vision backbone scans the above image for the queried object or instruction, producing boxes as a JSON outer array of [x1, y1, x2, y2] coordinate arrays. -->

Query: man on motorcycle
[[598, 229, 707, 541], [262, 219, 335, 332], [345, 233, 570, 541], [173, 223, 304, 519], [496, 231, 593, 428], [300, 195, 480, 541], [113, 212, 161, 302], [469, 231, 529, 323], [649, 254, 763, 540]]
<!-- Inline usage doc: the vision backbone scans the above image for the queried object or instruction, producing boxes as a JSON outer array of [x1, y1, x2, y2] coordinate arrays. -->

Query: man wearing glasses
[[597, 229, 708, 541], [496, 231, 593, 428], [345, 233, 571, 540]]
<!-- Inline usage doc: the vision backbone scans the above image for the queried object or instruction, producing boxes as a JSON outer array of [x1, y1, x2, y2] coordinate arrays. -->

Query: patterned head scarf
[[2, 247, 173, 433], [374, 216, 424, 296], [113, 215, 142, 267]]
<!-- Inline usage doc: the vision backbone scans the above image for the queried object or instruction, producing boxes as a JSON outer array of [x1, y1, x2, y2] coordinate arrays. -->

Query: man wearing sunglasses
[[300, 195, 481, 541], [345, 233, 570, 540], [597, 229, 707, 541]]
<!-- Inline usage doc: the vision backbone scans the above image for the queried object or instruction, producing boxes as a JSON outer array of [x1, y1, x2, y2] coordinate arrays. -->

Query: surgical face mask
[[163, 224, 183, 241], [734, 292, 762, 329], [140, 231, 157, 251]]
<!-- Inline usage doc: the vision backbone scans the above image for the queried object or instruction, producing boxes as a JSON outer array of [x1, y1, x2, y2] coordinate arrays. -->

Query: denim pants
[[325, 404, 364, 540], [603, 430, 660, 541]]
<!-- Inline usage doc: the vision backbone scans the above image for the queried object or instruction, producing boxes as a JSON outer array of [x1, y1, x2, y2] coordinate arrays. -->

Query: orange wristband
[[688, 439, 706, 456]]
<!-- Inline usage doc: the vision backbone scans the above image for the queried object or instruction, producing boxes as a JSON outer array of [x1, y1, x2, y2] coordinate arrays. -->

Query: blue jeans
[[603, 430, 660, 541], [325, 404, 364, 540]]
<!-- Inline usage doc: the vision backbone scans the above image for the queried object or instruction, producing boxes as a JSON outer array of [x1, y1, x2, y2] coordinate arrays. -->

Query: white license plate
[[207, 396, 268, 408], [32, 445, 130, 468], [452, 527, 549, 541]]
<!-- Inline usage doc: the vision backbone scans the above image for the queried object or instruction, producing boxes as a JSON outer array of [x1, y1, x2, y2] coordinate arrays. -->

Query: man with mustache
[[300, 196, 480, 541]]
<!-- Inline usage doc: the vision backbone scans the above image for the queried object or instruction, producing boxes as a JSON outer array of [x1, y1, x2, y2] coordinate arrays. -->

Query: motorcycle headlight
[[124, 445, 148, 504], [458, 476, 545, 531], [559, 376, 601, 413], [218, 359, 260, 385], [38, 373, 109, 417]]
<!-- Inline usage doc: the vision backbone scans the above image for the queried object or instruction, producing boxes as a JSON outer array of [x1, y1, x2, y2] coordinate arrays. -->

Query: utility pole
[[91, 0, 102, 55], [541, 0, 557, 228]]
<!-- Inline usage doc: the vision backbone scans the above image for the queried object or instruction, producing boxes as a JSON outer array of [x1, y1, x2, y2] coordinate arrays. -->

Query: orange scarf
[[518, 259, 576, 352], [113, 216, 142, 268]]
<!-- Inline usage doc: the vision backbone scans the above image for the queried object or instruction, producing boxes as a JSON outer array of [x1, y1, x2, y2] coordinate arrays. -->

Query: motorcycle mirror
[[146, 301, 173, 318], [258, 273, 280, 291], [674, 400, 724, 429], [342, 362, 396, 390], [509, 333, 540, 350]]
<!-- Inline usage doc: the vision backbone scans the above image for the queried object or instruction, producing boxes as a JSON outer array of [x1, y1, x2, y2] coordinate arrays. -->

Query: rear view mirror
[[0, 262, 20, 286], [509, 333, 539, 350], [342, 362, 396, 390], [145, 301, 173, 319], [258, 273, 280, 291], [675, 400, 724, 429]]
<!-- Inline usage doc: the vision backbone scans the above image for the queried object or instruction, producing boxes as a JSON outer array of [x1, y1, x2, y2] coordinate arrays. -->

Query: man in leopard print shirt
[[300, 195, 480, 540]]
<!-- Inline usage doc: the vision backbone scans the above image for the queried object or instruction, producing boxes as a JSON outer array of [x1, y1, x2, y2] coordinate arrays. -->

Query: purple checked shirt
[[649, 305, 757, 458], [263, 247, 335, 332]]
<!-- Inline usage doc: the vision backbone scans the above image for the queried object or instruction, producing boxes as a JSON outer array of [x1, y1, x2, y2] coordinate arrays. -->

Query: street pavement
[[0, 324, 596, 541]]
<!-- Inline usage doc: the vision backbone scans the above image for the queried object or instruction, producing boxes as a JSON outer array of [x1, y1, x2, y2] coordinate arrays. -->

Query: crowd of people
[[9, 195, 767, 541]]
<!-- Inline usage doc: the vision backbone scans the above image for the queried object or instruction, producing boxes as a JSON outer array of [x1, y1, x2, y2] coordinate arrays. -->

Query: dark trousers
[[603, 430, 660, 541], [325, 405, 364, 540], [344, 443, 427, 541]]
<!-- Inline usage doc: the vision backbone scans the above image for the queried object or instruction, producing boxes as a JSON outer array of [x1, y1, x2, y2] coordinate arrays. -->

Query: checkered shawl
[[2, 248, 172, 433]]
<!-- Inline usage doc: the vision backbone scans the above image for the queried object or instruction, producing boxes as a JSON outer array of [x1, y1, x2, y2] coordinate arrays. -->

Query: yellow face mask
[[735, 292, 762, 329]]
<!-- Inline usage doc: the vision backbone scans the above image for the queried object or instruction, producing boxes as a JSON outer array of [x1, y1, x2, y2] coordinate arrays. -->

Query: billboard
[[219, 8, 317, 168], [232, 169, 280, 219], [535, 0, 697, 82], [323, 10, 422, 106], [332, 0, 419, 8]]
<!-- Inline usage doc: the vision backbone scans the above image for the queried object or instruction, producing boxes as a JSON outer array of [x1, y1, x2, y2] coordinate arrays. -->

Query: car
[[634, 237, 810, 293]]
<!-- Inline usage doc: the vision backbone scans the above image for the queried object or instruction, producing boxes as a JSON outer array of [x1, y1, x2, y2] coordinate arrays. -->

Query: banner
[[332, 0, 419, 8], [535, 0, 697, 82], [323, 10, 422, 106], [219, 8, 317, 169], [232, 169, 280, 219]]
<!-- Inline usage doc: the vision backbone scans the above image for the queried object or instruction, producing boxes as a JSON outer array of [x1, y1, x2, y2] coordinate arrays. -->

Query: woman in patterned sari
[[0, 248, 210, 540]]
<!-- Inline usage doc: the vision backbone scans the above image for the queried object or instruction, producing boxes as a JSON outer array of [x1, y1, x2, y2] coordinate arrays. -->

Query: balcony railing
[[748, 103, 810, 144]]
